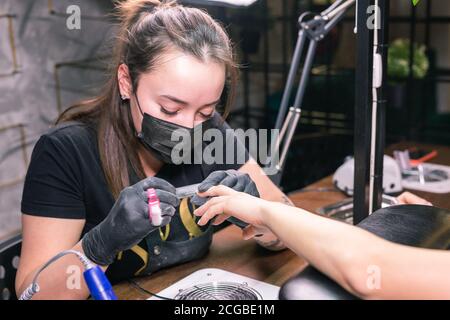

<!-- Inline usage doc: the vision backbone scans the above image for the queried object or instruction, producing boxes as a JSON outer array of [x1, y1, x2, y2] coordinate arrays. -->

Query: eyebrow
[[161, 95, 221, 107]]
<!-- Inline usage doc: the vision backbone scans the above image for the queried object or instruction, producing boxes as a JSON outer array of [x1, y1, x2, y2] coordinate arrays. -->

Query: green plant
[[388, 39, 429, 80]]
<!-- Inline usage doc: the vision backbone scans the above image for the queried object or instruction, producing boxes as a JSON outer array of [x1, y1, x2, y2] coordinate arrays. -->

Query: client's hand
[[191, 170, 259, 207], [194, 185, 270, 240], [396, 192, 432, 206]]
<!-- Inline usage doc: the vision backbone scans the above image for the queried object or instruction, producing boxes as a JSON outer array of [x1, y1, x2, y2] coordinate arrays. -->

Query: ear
[[118, 64, 132, 99]]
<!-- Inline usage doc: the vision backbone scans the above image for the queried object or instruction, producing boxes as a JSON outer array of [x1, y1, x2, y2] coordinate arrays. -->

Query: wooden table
[[114, 226, 309, 300], [114, 142, 450, 300], [385, 141, 450, 209]]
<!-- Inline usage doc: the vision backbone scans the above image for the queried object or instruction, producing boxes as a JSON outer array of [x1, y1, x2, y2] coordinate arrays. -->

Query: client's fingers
[[196, 199, 227, 226], [397, 191, 432, 206], [192, 185, 236, 207], [197, 185, 238, 198], [212, 214, 230, 226], [190, 195, 208, 207], [194, 196, 223, 217]]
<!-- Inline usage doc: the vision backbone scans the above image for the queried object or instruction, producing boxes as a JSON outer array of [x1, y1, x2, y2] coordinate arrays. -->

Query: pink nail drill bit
[[147, 188, 162, 226]]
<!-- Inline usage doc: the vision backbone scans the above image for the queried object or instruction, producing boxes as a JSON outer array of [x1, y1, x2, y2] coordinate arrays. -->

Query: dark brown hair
[[56, 0, 238, 198]]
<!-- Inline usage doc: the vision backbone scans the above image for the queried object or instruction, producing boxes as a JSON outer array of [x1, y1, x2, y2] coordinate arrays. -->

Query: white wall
[[0, 0, 114, 239]]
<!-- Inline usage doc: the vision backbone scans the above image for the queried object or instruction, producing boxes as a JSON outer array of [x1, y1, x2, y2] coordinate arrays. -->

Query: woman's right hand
[[82, 177, 179, 266]]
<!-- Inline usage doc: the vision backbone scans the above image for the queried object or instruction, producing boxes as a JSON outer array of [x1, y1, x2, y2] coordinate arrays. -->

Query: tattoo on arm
[[282, 195, 295, 206], [256, 238, 285, 251], [253, 194, 292, 251]]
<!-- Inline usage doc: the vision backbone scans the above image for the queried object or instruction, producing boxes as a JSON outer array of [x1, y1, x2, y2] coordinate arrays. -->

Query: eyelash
[[160, 106, 179, 116], [160, 106, 213, 119], [200, 112, 214, 119]]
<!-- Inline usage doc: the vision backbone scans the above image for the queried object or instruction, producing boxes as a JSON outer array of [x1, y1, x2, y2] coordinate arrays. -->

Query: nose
[[177, 112, 196, 129]]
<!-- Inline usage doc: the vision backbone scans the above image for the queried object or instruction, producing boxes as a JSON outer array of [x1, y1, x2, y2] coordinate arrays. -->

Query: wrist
[[259, 199, 276, 228], [81, 229, 115, 267], [75, 240, 108, 272]]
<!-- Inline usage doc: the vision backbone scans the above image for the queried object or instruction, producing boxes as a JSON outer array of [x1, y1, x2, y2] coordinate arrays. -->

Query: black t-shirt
[[21, 116, 248, 283]]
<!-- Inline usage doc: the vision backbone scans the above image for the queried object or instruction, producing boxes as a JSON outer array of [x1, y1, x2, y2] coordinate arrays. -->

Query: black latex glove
[[191, 169, 259, 213], [191, 170, 260, 229], [82, 177, 179, 266]]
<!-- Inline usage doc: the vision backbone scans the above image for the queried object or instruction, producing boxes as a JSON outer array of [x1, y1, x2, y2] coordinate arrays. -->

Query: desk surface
[[114, 141, 450, 300], [114, 226, 308, 300]]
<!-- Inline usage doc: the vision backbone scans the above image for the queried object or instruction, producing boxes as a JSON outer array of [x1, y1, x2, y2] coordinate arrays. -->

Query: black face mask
[[134, 94, 215, 164]]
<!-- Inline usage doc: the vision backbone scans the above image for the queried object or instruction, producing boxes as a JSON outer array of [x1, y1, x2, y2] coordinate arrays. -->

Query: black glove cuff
[[81, 230, 116, 266]]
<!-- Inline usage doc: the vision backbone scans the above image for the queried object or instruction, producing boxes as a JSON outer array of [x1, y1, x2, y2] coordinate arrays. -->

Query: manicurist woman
[[16, 0, 290, 299]]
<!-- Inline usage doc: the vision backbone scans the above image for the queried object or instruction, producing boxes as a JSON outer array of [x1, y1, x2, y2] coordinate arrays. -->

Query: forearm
[[259, 201, 450, 299], [17, 241, 108, 300], [362, 245, 450, 299], [254, 231, 285, 251], [197, 186, 450, 299], [253, 194, 292, 251], [238, 160, 290, 251], [260, 201, 387, 297]]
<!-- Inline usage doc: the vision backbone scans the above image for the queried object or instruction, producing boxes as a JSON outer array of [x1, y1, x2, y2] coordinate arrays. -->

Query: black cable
[[127, 279, 173, 300]]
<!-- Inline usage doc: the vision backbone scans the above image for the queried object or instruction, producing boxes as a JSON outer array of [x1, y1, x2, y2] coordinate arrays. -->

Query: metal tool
[[175, 183, 201, 199], [318, 195, 399, 224]]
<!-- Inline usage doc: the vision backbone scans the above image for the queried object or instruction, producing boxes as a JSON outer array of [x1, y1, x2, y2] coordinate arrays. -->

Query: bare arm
[[262, 201, 450, 299], [15, 214, 106, 300], [239, 158, 289, 251], [195, 186, 450, 299], [16, 176, 179, 299]]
